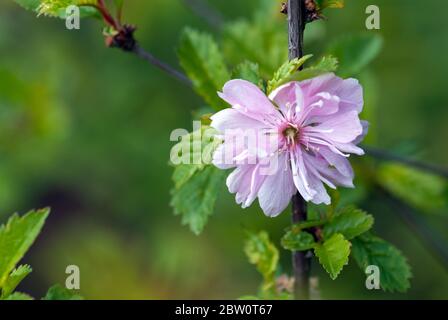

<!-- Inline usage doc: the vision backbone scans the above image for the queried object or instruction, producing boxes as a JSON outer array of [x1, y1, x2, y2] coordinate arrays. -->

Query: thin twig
[[289, 0, 311, 300], [182, 0, 224, 29], [132, 45, 192, 87], [363, 146, 448, 179]]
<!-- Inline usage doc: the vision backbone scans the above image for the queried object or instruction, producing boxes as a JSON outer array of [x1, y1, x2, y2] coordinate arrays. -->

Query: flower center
[[282, 124, 300, 146]]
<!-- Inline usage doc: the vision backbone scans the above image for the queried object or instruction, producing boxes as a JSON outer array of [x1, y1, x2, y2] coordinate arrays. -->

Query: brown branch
[[288, 0, 311, 300]]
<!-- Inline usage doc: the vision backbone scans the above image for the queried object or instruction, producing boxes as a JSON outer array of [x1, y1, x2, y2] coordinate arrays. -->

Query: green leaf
[[4, 292, 34, 300], [178, 28, 230, 110], [0, 208, 50, 287], [170, 125, 225, 235], [244, 231, 279, 283], [171, 166, 226, 235], [281, 229, 316, 251], [323, 206, 374, 240], [315, 0, 345, 10], [377, 163, 447, 212], [1, 265, 32, 299], [327, 34, 383, 77], [232, 61, 263, 89], [43, 284, 83, 300], [289, 55, 339, 82], [267, 55, 313, 93], [314, 233, 350, 280], [222, 5, 287, 78], [352, 233, 412, 292], [15, 0, 100, 18]]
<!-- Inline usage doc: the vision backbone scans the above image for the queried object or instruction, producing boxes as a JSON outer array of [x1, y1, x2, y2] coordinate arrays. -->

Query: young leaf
[[352, 233, 412, 292], [289, 55, 339, 82], [315, 0, 345, 10], [327, 34, 383, 77], [0, 265, 32, 299], [43, 284, 83, 300], [314, 233, 350, 280], [323, 206, 374, 240], [281, 229, 316, 251], [178, 28, 230, 110], [0, 208, 50, 287], [267, 55, 313, 93], [232, 61, 263, 89], [15, 0, 100, 18], [244, 231, 279, 283], [377, 163, 447, 213]]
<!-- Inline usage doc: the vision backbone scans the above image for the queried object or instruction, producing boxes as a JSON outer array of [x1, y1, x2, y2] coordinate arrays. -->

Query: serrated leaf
[[352, 233, 412, 292], [377, 163, 447, 213], [232, 61, 263, 89], [178, 28, 230, 110], [281, 229, 316, 251], [327, 34, 383, 77], [171, 166, 226, 235], [0, 209, 50, 287], [323, 206, 374, 240], [15, 0, 99, 18], [244, 231, 279, 284], [314, 233, 350, 280], [1, 265, 32, 299], [4, 292, 34, 300], [288, 55, 339, 82], [43, 284, 83, 300], [267, 55, 313, 93]]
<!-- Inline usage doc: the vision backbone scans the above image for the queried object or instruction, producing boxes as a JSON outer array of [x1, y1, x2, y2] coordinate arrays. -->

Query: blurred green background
[[0, 0, 447, 299]]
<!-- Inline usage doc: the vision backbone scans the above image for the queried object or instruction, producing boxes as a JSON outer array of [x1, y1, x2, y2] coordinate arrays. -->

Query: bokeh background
[[0, 0, 447, 299]]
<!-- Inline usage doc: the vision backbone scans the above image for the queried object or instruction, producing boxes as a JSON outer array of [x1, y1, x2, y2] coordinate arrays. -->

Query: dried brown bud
[[280, 2, 288, 15]]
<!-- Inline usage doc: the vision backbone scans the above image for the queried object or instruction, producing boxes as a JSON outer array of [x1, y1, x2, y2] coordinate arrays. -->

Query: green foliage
[[170, 126, 225, 235], [232, 61, 264, 90], [267, 55, 312, 93], [0, 209, 75, 300], [315, 0, 345, 10], [0, 209, 49, 288], [0, 265, 32, 299], [323, 206, 374, 240], [327, 34, 383, 77], [222, 1, 287, 77], [171, 166, 226, 235], [4, 292, 34, 300], [289, 55, 339, 82], [178, 28, 230, 110], [14, 0, 99, 18], [43, 284, 83, 300], [314, 233, 350, 280], [281, 229, 316, 251], [244, 231, 279, 284], [352, 233, 412, 292], [243, 231, 292, 299], [377, 163, 447, 212]]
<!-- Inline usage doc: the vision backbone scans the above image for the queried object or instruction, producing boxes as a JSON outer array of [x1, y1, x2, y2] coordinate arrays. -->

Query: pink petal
[[257, 153, 296, 217], [218, 79, 279, 124], [307, 110, 363, 143], [269, 82, 304, 116], [210, 108, 266, 132]]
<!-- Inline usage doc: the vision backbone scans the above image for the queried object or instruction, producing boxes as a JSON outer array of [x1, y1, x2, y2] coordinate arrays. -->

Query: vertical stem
[[288, 0, 311, 300]]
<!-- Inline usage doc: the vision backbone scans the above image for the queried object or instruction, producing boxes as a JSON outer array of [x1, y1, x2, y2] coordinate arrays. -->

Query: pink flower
[[211, 73, 368, 217]]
